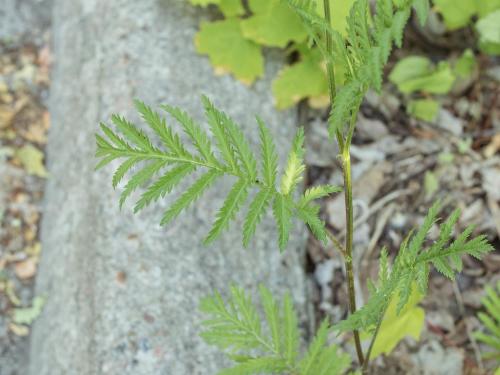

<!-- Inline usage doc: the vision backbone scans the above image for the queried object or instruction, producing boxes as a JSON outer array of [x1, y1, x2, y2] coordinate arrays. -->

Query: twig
[[353, 188, 413, 229]]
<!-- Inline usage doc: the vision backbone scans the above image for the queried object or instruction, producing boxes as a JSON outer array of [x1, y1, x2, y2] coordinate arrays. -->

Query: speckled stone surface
[[29, 1, 308, 374], [0, 0, 52, 41]]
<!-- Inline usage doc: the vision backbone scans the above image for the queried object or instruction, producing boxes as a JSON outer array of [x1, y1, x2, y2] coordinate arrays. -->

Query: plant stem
[[322, 0, 364, 366], [342, 146, 365, 366], [362, 305, 388, 374]]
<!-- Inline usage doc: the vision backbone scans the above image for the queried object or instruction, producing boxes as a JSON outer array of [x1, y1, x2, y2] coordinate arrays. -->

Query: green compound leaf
[[407, 99, 440, 122], [272, 48, 328, 110], [195, 18, 264, 84], [240, 0, 307, 48], [474, 281, 500, 361], [412, 0, 430, 26], [97, 98, 338, 249], [389, 56, 456, 94], [201, 285, 349, 374]]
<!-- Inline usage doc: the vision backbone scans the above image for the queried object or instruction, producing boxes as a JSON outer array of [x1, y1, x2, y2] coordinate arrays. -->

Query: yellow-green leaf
[[272, 49, 328, 109], [433, 0, 477, 30], [407, 99, 439, 122], [189, 0, 220, 5], [195, 18, 264, 84], [240, 0, 307, 47], [476, 10, 500, 56], [15, 144, 48, 178], [475, 0, 500, 17], [367, 286, 425, 358], [317, 0, 357, 36], [389, 56, 456, 94], [219, 0, 245, 17], [453, 49, 477, 79], [12, 296, 45, 325]]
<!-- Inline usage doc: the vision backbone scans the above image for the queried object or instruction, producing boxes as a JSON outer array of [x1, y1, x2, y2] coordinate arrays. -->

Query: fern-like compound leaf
[[96, 97, 340, 249], [243, 189, 273, 247], [299, 184, 342, 207], [218, 357, 288, 375], [205, 179, 250, 245], [298, 319, 330, 373], [287, 0, 425, 138], [282, 292, 300, 363], [259, 285, 282, 354], [281, 128, 305, 195], [161, 103, 218, 165], [334, 201, 493, 334], [272, 194, 293, 251], [412, 0, 430, 26], [257, 117, 278, 187], [119, 159, 167, 208], [161, 169, 221, 225], [134, 164, 196, 213], [201, 284, 350, 375], [474, 281, 500, 361]]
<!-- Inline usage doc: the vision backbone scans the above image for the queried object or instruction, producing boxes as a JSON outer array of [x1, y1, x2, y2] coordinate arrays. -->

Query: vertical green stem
[[323, 0, 364, 366], [342, 146, 365, 366]]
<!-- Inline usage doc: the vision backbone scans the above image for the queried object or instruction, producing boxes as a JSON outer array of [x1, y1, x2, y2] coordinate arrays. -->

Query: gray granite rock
[[29, 1, 308, 374], [0, 0, 52, 41]]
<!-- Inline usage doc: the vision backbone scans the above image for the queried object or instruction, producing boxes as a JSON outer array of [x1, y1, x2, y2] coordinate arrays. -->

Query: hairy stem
[[323, 0, 364, 366], [342, 146, 364, 365]]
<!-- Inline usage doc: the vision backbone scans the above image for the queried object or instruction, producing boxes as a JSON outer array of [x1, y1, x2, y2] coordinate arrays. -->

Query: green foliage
[[453, 49, 477, 79], [474, 281, 500, 361], [287, 0, 431, 135], [389, 56, 455, 94], [272, 47, 329, 110], [364, 283, 425, 358], [195, 19, 264, 84], [432, 0, 500, 55], [12, 296, 45, 325], [407, 99, 439, 122], [389, 50, 477, 122], [240, 0, 308, 48], [476, 10, 500, 55], [96, 97, 340, 250], [334, 201, 493, 334], [189, 0, 366, 108], [433, 0, 500, 30], [200, 285, 351, 374]]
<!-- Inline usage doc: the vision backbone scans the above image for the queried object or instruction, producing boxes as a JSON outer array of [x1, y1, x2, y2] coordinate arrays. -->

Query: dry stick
[[323, 0, 364, 366]]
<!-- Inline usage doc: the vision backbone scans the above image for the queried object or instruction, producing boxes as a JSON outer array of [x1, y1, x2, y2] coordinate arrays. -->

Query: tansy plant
[[95, 0, 493, 373]]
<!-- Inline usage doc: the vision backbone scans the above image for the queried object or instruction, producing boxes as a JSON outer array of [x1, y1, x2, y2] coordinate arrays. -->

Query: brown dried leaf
[[8, 323, 29, 337], [14, 257, 37, 279]]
